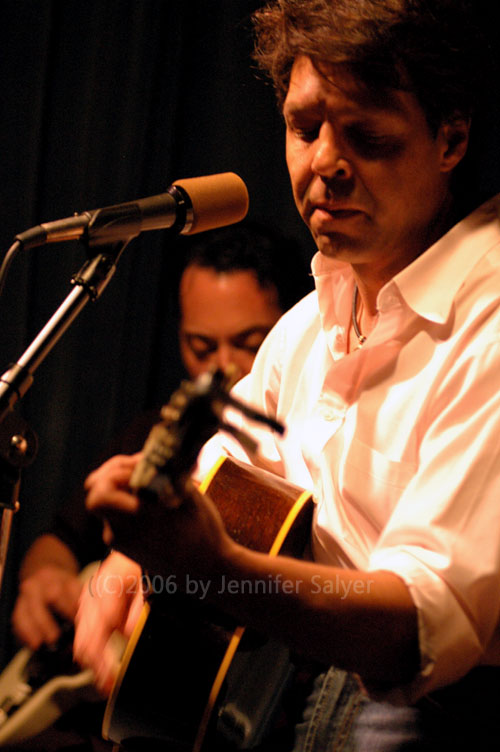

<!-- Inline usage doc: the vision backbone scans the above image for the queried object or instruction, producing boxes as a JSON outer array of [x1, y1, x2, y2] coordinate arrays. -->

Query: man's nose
[[208, 344, 254, 380], [311, 123, 353, 181], [210, 343, 234, 371]]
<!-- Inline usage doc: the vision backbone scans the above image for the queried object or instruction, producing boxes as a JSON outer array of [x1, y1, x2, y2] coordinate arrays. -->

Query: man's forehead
[[284, 56, 407, 116]]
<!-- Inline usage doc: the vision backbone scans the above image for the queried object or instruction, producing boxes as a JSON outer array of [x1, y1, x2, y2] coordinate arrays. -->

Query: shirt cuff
[[367, 546, 483, 703]]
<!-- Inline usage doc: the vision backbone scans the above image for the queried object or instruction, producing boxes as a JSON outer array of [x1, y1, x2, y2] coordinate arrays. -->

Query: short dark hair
[[182, 220, 313, 314], [252, 0, 487, 132]]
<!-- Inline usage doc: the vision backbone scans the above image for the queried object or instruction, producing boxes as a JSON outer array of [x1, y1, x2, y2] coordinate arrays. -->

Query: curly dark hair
[[252, 0, 487, 132], [182, 221, 313, 314]]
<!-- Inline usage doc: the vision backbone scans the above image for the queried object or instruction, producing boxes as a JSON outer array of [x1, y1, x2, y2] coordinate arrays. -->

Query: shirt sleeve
[[368, 336, 500, 701]]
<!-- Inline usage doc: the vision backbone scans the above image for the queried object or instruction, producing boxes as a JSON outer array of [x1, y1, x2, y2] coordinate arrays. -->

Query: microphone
[[15, 173, 249, 250]]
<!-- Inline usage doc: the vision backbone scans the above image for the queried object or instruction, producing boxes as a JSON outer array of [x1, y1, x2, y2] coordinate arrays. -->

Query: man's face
[[284, 56, 467, 281], [179, 264, 282, 379]]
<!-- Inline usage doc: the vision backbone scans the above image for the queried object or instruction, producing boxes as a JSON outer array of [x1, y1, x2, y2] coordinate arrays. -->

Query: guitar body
[[103, 455, 313, 751]]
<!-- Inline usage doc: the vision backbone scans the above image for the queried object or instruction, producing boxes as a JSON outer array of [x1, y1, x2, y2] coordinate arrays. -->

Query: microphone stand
[[0, 238, 131, 596]]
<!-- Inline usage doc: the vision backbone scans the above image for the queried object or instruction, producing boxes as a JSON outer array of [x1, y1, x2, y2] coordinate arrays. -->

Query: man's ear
[[439, 116, 471, 173]]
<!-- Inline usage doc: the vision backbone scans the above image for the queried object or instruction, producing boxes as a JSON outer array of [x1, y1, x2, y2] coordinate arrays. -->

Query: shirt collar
[[311, 253, 352, 335], [311, 194, 500, 326], [393, 195, 500, 323]]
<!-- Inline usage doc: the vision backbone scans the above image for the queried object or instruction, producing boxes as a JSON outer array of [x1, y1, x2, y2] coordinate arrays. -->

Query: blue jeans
[[291, 668, 363, 752], [290, 666, 500, 751]]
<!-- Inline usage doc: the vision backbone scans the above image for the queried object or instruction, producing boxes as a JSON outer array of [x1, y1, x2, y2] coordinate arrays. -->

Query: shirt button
[[322, 408, 336, 421]]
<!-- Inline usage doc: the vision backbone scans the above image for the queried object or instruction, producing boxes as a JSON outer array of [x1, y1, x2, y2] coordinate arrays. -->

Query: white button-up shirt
[[197, 195, 500, 701]]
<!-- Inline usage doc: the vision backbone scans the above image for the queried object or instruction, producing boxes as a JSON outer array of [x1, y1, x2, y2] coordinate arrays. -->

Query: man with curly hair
[[75, 2, 500, 749]]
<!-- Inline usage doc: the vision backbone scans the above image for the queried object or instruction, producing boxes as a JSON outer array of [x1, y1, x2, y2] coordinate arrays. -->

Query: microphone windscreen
[[173, 173, 249, 235]]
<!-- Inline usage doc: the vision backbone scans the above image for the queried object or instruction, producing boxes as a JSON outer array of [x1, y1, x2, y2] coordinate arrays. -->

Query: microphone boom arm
[[0, 241, 129, 595], [0, 242, 128, 423]]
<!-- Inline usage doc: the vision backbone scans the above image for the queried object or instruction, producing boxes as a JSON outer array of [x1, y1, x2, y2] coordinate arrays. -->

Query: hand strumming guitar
[[73, 452, 242, 695], [74, 549, 144, 696]]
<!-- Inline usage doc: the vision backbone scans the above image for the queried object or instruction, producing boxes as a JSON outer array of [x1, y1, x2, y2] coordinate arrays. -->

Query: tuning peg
[[160, 405, 181, 424]]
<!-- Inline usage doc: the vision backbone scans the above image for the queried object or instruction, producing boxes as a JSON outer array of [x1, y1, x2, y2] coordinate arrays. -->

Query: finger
[[74, 563, 134, 667], [73, 581, 115, 668], [36, 570, 83, 623], [84, 454, 141, 489], [124, 600, 143, 639], [12, 595, 62, 650], [49, 577, 83, 622], [102, 519, 114, 546], [92, 641, 120, 696], [85, 465, 136, 492], [86, 486, 140, 515], [12, 605, 50, 650], [12, 567, 84, 650]]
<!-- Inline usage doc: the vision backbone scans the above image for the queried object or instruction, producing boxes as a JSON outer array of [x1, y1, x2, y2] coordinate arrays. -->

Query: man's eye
[[287, 119, 319, 142], [192, 348, 211, 360], [233, 330, 269, 355], [186, 336, 216, 359], [347, 127, 403, 159], [296, 127, 319, 142]]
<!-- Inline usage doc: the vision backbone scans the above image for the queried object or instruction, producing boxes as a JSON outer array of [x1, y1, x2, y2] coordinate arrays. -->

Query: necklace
[[351, 284, 367, 347]]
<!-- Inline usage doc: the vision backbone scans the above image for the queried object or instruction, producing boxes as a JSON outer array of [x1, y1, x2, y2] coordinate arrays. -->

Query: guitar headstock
[[129, 369, 284, 506]]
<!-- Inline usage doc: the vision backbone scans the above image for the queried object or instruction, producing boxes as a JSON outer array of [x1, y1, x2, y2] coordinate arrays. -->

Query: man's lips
[[314, 203, 363, 215], [329, 209, 361, 218], [310, 205, 365, 225]]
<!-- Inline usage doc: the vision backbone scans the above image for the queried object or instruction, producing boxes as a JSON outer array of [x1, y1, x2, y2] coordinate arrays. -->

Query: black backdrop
[[0, 0, 499, 665], [0, 0, 315, 663]]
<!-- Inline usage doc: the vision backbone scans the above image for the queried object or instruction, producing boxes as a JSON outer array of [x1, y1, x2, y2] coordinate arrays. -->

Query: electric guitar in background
[[0, 562, 125, 747], [102, 370, 314, 751]]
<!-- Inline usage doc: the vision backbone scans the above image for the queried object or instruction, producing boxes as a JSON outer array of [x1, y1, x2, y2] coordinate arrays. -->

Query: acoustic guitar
[[102, 370, 314, 751]]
